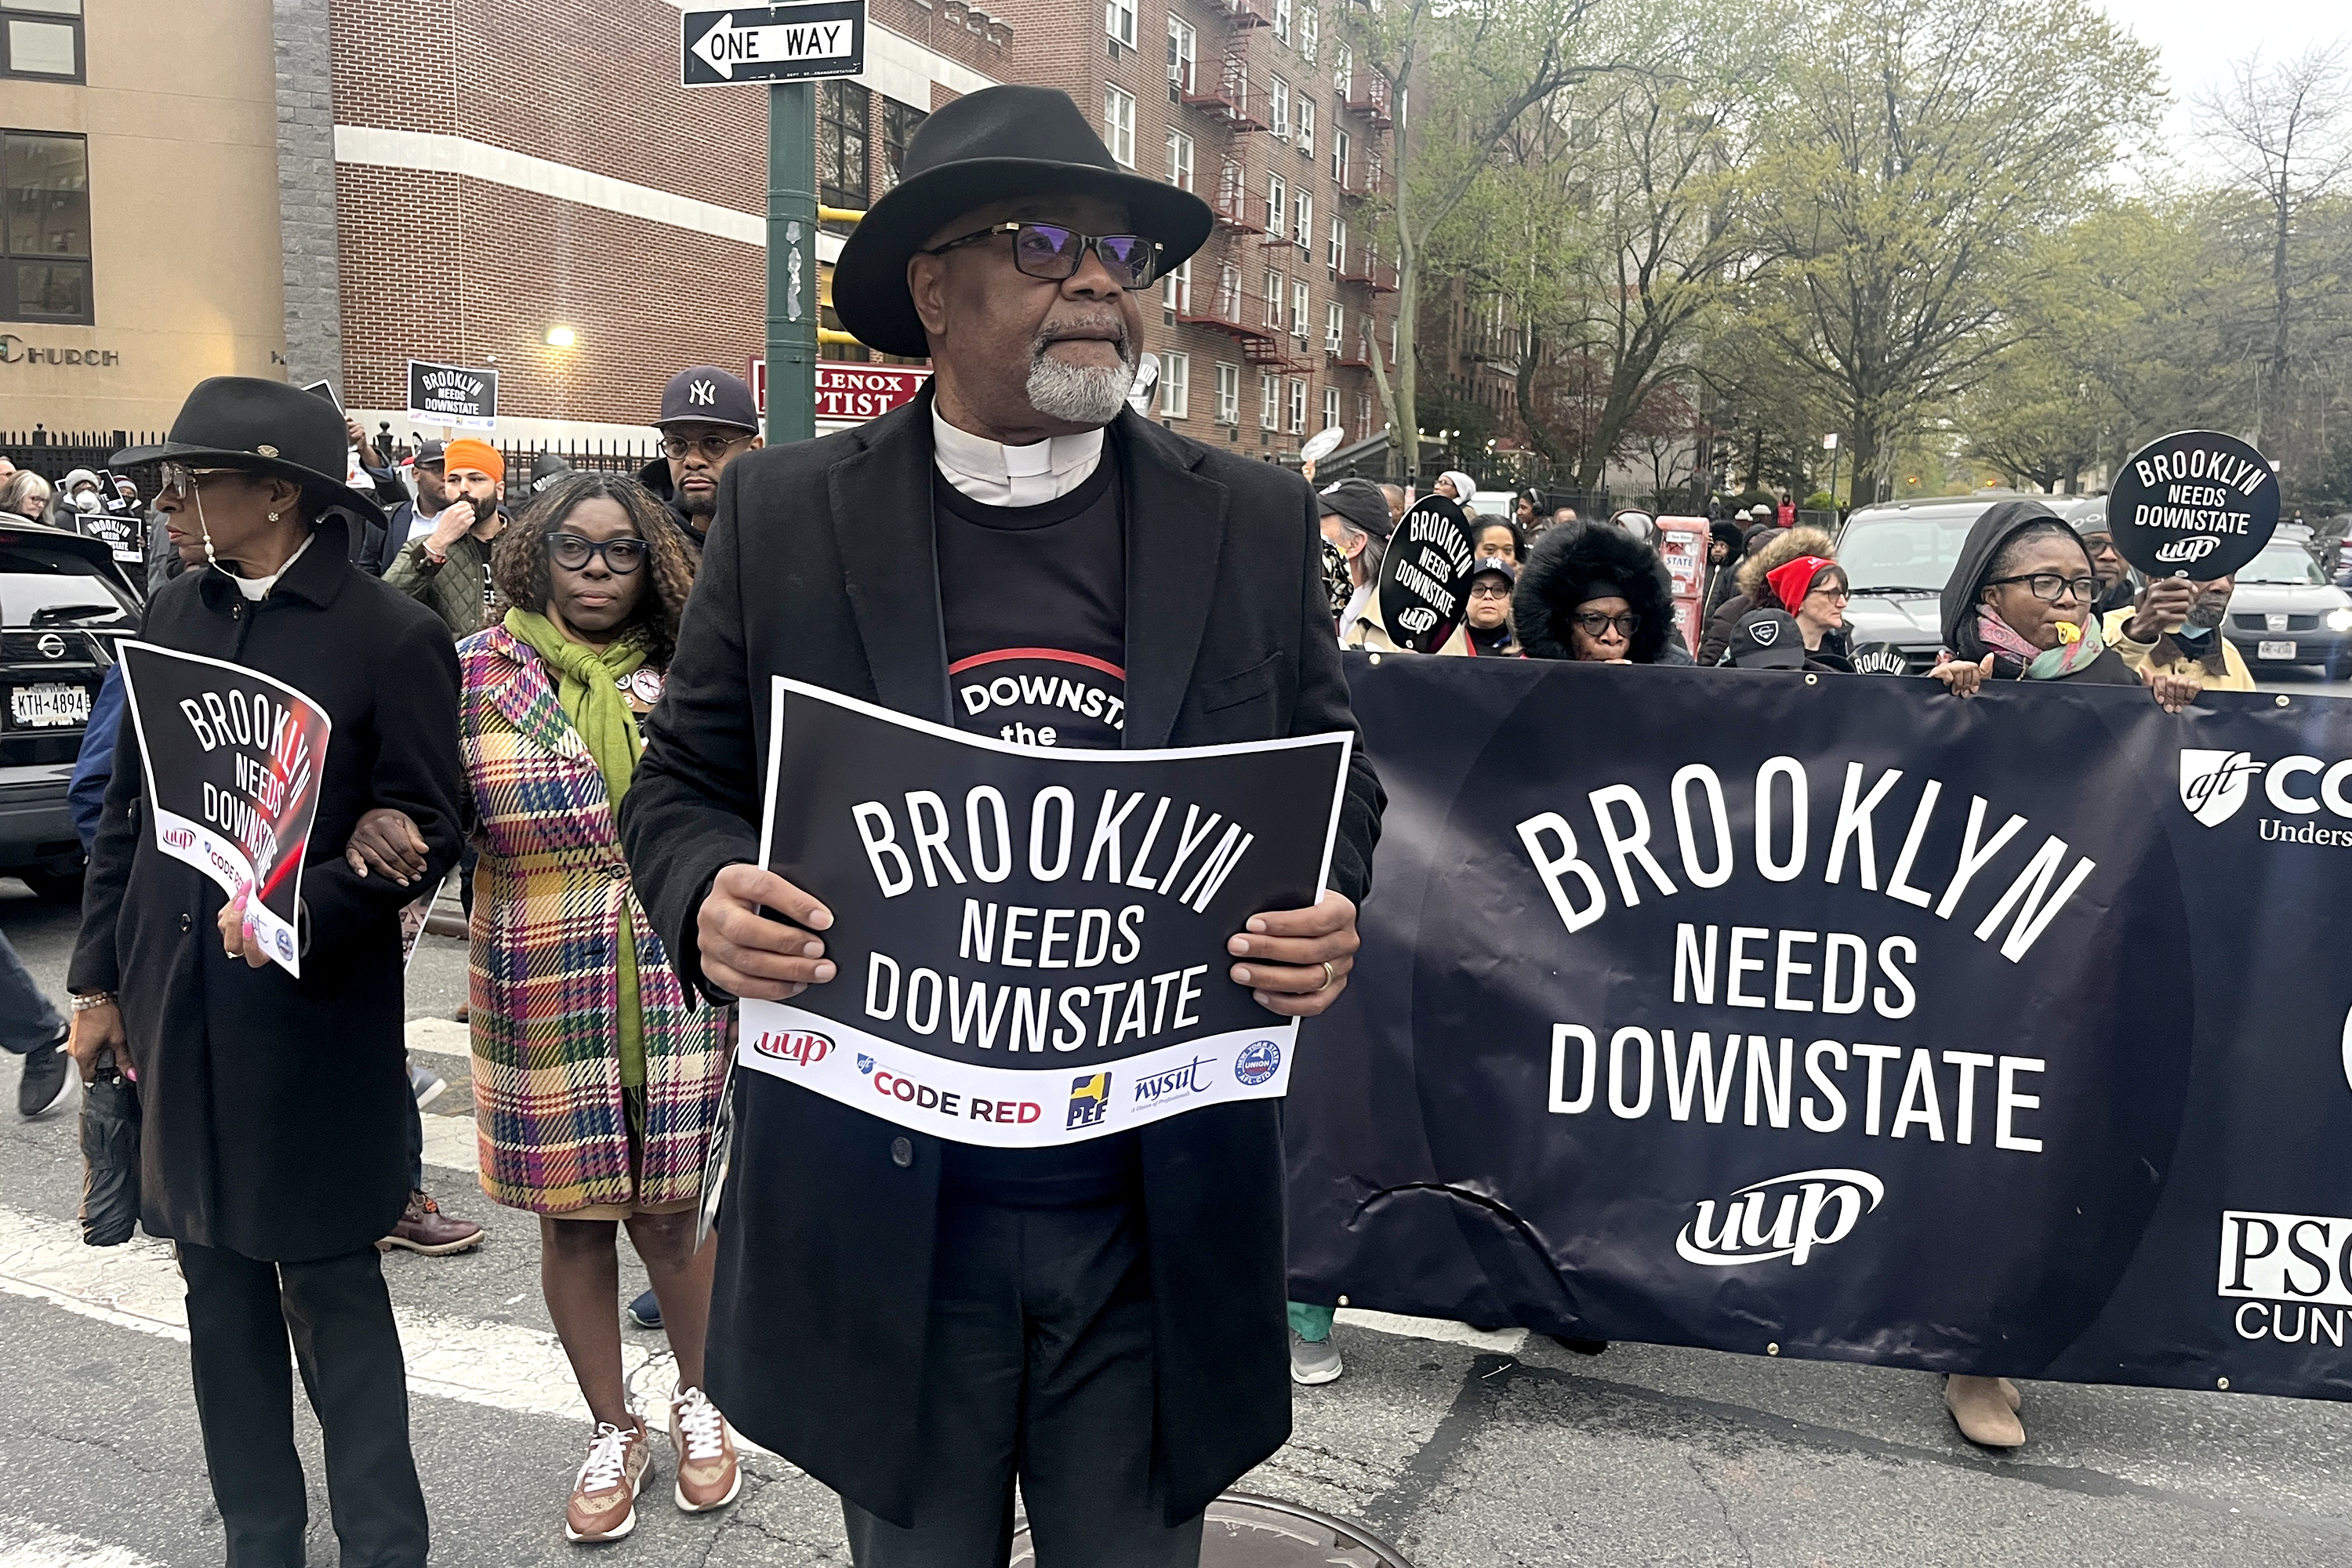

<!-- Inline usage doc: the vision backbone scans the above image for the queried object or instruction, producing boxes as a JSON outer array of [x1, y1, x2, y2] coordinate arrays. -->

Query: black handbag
[[78, 1046, 142, 1247]]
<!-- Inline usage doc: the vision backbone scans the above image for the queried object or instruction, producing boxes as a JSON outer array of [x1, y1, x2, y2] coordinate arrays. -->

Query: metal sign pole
[[767, 81, 818, 446]]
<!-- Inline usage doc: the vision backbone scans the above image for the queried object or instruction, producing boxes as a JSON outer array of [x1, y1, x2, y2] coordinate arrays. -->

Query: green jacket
[[385, 528, 497, 639]]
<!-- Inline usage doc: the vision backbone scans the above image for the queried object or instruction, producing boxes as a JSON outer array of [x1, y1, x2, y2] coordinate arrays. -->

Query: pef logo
[[750, 1029, 833, 1067], [2180, 749, 2264, 827], [1675, 1168, 1885, 1269], [1234, 1039, 1283, 1087], [1069, 1072, 1112, 1130]]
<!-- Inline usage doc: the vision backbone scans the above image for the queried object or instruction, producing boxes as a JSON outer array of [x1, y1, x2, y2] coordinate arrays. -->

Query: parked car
[[1, 517, 140, 900], [2222, 541, 2352, 677]]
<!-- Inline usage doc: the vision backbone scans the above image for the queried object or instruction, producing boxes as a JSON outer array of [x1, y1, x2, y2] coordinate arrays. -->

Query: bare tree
[[2198, 43, 2352, 447]]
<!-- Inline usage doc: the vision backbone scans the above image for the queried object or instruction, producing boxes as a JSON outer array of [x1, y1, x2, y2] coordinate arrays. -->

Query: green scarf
[[506, 608, 652, 1090]]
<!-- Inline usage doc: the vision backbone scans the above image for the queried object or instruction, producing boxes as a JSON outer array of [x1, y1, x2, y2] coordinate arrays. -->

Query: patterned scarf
[[1975, 604, 2108, 681]]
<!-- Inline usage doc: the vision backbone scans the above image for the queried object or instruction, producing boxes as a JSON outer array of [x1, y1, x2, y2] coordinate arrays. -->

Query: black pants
[[841, 1196, 1204, 1568], [177, 1240, 429, 1568]]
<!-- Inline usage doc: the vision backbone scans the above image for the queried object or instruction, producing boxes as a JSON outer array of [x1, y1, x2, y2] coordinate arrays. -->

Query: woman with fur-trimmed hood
[[1697, 524, 1835, 666], [1515, 520, 1692, 664]]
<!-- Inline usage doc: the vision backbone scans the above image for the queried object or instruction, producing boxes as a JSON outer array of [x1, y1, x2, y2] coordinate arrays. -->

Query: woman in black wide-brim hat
[[66, 376, 466, 1568]]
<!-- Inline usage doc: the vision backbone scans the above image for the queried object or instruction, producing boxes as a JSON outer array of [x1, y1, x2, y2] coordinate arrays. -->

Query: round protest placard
[[1377, 495, 1475, 653], [2109, 430, 2278, 580]]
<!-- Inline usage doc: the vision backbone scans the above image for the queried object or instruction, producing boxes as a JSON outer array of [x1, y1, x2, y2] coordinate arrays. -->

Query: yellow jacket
[[2101, 608, 2256, 691]]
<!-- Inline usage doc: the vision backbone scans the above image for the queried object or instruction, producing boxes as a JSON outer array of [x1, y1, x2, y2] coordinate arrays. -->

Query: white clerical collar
[[224, 533, 315, 601], [931, 407, 1105, 508]]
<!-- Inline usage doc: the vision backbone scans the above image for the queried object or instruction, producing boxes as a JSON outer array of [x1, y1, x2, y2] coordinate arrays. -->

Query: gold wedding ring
[[1320, 960, 1336, 991]]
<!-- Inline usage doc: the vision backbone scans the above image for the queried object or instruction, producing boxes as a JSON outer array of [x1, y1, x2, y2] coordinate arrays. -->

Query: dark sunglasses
[[920, 222, 1164, 290], [549, 532, 646, 574], [1573, 610, 1641, 638]]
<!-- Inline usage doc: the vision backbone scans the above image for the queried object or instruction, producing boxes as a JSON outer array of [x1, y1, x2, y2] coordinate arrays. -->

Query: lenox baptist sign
[[749, 358, 931, 423]]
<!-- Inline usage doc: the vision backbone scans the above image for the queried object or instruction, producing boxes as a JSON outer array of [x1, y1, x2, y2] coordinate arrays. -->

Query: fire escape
[[1174, 0, 1305, 372]]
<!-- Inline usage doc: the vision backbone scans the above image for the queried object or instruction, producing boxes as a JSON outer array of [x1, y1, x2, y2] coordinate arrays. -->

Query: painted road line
[[1338, 1308, 1527, 1355], [405, 1017, 471, 1055], [0, 1205, 701, 1436], [0, 1515, 165, 1568], [419, 1109, 479, 1174]]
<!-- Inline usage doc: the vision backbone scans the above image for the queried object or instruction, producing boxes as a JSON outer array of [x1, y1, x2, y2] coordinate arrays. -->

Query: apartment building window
[[1161, 256, 1192, 316], [1260, 372, 1279, 430], [2, 1, 81, 82], [1215, 361, 1240, 425], [1272, 0, 1291, 44], [3, 129, 89, 322], [1334, 43, 1352, 94], [1287, 378, 1307, 434], [1160, 351, 1190, 419], [1265, 172, 1285, 234], [881, 100, 927, 192], [1103, 84, 1137, 167], [1296, 99, 1314, 159], [1327, 216, 1346, 273], [1269, 77, 1289, 139], [1293, 191, 1312, 251], [1165, 128, 1193, 191], [1332, 127, 1350, 186], [818, 81, 870, 234], [1106, 0, 1137, 49], [1167, 13, 1196, 94], [1324, 300, 1345, 354], [1262, 268, 1284, 330], [1290, 280, 1310, 341], [1321, 385, 1341, 434], [1356, 392, 1372, 441], [1298, 5, 1317, 63]]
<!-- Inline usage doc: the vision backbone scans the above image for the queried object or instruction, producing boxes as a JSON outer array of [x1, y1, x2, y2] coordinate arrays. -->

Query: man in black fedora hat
[[622, 85, 1384, 1564], [68, 376, 464, 1567]]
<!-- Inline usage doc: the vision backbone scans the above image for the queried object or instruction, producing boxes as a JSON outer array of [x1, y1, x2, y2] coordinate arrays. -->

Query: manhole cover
[[1009, 1491, 1415, 1566]]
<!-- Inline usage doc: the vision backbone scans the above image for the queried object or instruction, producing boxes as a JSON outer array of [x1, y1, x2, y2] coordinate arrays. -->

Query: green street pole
[[766, 81, 818, 445]]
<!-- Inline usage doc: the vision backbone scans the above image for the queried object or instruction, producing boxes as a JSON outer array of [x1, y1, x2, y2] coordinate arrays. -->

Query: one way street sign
[[681, 2, 866, 86]]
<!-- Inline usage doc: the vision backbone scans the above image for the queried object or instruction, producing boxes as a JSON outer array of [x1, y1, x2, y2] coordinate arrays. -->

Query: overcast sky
[[2107, 0, 2347, 176]]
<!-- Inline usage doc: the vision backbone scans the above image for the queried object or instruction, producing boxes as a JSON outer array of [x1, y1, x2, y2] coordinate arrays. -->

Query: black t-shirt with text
[[933, 453, 1140, 1205]]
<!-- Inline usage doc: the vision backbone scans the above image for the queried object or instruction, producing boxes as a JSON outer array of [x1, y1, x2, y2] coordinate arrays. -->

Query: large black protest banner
[[1290, 653, 2352, 1402], [736, 679, 1353, 1147], [115, 643, 332, 978]]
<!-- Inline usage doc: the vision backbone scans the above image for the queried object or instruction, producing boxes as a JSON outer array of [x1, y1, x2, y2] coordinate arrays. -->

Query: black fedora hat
[[833, 85, 1214, 359], [114, 376, 387, 525]]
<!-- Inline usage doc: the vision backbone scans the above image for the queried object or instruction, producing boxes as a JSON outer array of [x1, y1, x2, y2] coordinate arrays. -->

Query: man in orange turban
[[387, 437, 509, 637]]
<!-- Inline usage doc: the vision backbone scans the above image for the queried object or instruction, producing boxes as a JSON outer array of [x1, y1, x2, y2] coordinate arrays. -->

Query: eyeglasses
[[662, 433, 753, 462], [548, 532, 647, 574], [920, 222, 1165, 291], [158, 463, 243, 497], [1806, 584, 1852, 602], [1986, 572, 2096, 604], [1468, 582, 1512, 601], [1573, 610, 1641, 638]]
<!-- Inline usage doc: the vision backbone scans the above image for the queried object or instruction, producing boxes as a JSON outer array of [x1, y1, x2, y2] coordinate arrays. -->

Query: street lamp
[[545, 326, 577, 349], [1822, 433, 1841, 514]]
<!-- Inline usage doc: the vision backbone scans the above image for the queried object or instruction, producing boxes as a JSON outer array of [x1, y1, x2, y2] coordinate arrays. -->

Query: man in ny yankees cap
[[637, 365, 763, 555]]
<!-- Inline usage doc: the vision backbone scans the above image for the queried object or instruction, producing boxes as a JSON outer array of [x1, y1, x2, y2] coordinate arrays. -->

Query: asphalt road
[[7, 711, 2352, 1568]]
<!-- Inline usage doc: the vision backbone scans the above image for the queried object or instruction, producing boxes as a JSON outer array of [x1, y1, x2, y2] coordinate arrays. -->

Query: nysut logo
[[1233, 1039, 1283, 1087], [1675, 1168, 1886, 1268], [2180, 749, 2264, 826], [1068, 1072, 1112, 1130]]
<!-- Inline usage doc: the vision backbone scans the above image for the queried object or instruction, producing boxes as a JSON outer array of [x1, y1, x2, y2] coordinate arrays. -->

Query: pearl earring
[[267, 511, 280, 521]]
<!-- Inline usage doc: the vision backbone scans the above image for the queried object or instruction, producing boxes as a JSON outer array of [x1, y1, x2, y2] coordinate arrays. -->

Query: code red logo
[[751, 1029, 833, 1066]]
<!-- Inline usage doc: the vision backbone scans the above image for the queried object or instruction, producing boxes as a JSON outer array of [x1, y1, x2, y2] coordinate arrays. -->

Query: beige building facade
[[0, 0, 285, 439]]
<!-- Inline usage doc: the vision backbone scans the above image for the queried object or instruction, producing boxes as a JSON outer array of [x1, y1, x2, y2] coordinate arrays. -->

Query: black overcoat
[[68, 517, 464, 1261], [620, 394, 1385, 1528]]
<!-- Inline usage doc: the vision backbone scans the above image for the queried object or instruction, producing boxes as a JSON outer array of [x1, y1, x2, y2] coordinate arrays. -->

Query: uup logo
[[1396, 604, 1440, 635], [1675, 1168, 1885, 1269], [2155, 535, 2223, 564]]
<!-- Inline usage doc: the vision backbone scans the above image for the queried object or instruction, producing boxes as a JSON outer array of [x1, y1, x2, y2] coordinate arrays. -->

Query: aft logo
[[1069, 1072, 1112, 1130], [2180, 750, 2264, 826], [750, 1029, 833, 1067], [2220, 1209, 2352, 1346], [1675, 1168, 1885, 1269]]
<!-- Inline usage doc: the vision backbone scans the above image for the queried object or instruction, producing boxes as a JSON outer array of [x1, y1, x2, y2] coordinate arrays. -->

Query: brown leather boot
[[379, 1190, 485, 1256], [1946, 1374, 2024, 1447]]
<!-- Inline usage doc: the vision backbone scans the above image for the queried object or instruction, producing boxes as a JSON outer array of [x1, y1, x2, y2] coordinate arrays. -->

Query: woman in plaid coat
[[453, 473, 739, 1540]]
